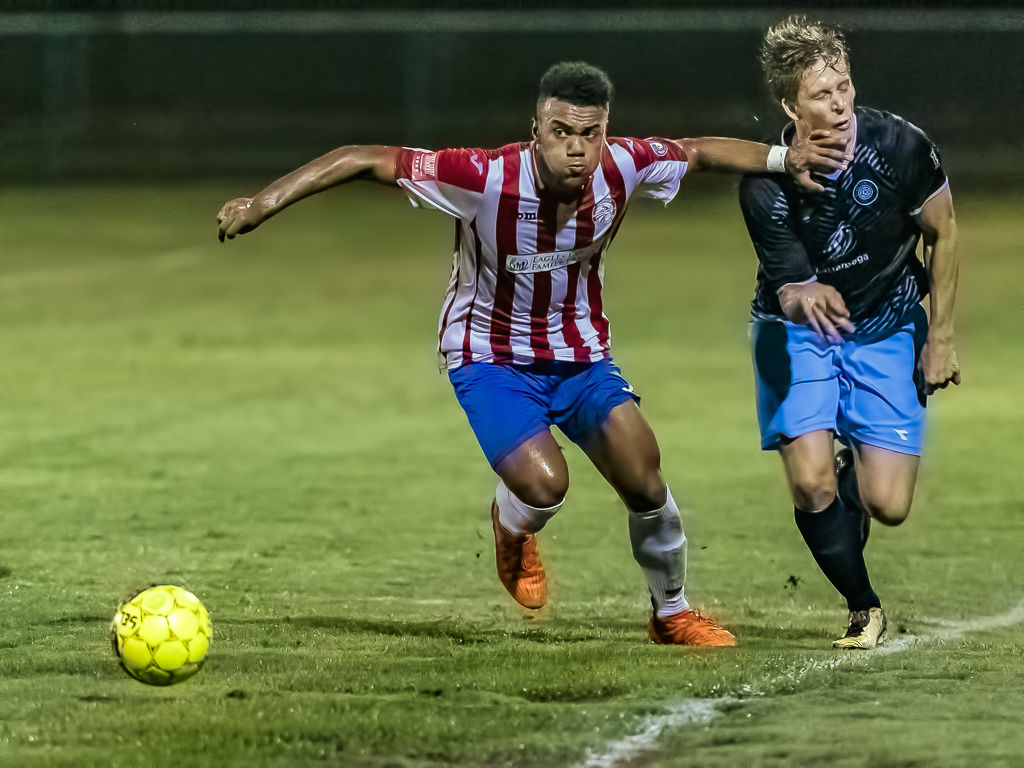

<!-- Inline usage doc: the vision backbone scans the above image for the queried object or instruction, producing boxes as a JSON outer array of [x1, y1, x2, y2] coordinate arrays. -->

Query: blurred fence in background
[[4, 6, 1022, 182]]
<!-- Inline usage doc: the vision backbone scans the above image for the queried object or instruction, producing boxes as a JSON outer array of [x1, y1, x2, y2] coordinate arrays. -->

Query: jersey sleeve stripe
[[909, 176, 949, 216], [436, 149, 490, 193], [395, 148, 415, 180]]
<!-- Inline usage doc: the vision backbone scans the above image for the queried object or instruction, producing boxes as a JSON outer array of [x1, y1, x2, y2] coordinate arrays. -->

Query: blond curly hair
[[761, 15, 850, 104]]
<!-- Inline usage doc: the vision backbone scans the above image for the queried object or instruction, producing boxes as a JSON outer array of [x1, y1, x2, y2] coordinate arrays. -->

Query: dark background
[[5, 1, 1022, 182]]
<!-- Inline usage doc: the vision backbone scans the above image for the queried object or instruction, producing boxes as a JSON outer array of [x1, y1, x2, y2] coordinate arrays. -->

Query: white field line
[[577, 698, 720, 768], [576, 597, 1024, 768]]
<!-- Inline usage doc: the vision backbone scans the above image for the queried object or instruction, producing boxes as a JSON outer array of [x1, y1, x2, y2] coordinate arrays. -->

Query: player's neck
[[788, 114, 858, 156], [792, 114, 858, 181], [530, 143, 587, 202]]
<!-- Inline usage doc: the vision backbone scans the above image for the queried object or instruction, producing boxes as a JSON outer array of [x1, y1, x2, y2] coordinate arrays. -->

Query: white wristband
[[767, 145, 789, 173]]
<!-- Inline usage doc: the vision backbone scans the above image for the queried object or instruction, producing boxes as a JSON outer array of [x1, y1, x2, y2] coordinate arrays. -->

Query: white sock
[[627, 488, 690, 618], [495, 479, 562, 535]]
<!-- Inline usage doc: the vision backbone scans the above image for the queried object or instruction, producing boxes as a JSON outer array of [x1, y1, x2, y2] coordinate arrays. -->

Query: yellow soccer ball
[[110, 585, 212, 685]]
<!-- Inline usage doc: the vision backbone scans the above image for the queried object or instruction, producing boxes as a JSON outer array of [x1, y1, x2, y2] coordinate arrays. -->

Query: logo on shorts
[[593, 197, 617, 226], [893, 428, 909, 441], [611, 369, 635, 395], [853, 179, 879, 206], [648, 140, 669, 157]]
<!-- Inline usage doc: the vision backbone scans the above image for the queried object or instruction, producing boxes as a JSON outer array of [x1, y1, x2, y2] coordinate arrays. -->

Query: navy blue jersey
[[740, 107, 947, 337]]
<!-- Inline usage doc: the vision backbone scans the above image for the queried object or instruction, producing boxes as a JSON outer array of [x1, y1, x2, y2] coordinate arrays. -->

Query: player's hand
[[778, 281, 855, 344], [785, 127, 852, 193], [217, 197, 264, 242], [918, 337, 961, 395]]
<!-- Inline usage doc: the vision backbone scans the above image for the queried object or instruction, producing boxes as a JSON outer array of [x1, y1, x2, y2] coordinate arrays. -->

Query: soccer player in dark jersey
[[218, 61, 846, 647], [740, 17, 961, 648]]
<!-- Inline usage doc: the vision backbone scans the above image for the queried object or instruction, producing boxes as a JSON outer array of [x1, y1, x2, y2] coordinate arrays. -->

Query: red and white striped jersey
[[394, 137, 688, 370]]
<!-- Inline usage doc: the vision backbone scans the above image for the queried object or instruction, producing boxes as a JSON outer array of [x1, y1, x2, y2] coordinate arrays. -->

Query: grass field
[[4, 180, 1023, 767]]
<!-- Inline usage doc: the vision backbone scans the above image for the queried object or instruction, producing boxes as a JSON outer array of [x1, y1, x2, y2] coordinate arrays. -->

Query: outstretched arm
[[677, 129, 850, 192], [914, 184, 961, 395], [217, 145, 400, 241]]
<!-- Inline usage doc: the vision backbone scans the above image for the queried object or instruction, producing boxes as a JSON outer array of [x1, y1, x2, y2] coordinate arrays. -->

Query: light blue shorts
[[751, 306, 928, 455]]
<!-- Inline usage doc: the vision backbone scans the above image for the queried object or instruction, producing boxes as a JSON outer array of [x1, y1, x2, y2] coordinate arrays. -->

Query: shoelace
[[686, 609, 724, 629], [497, 539, 520, 567], [520, 539, 541, 572], [665, 609, 728, 640], [499, 532, 539, 576]]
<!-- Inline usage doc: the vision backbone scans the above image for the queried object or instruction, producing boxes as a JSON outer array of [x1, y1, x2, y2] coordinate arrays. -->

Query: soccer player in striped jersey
[[740, 17, 961, 648], [218, 61, 847, 646]]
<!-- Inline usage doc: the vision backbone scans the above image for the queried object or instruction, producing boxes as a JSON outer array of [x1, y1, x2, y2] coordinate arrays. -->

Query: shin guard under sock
[[495, 480, 562, 535], [794, 496, 880, 611], [837, 456, 870, 549], [628, 489, 690, 618]]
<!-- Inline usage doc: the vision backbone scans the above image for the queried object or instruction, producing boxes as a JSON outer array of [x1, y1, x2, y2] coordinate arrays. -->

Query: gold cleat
[[833, 607, 886, 649]]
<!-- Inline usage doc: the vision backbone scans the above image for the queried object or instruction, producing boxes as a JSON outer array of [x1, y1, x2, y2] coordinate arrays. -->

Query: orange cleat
[[490, 500, 547, 609], [648, 609, 736, 647]]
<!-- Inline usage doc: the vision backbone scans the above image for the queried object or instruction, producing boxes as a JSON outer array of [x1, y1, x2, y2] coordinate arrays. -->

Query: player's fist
[[217, 197, 264, 242], [919, 337, 961, 395], [778, 281, 855, 344]]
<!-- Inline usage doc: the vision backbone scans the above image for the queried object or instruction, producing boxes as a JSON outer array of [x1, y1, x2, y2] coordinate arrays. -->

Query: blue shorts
[[751, 306, 928, 455], [448, 358, 640, 467]]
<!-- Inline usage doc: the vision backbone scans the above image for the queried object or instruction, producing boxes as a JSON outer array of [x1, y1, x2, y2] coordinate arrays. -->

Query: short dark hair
[[761, 15, 850, 104], [537, 61, 614, 109]]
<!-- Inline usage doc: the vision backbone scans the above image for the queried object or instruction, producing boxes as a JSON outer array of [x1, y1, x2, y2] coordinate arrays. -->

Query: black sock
[[837, 456, 870, 549], [794, 496, 880, 611]]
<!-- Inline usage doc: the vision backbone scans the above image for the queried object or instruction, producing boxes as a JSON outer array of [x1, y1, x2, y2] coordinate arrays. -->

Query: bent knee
[[860, 485, 914, 526], [864, 500, 913, 527], [617, 468, 668, 512], [791, 479, 838, 513], [507, 473, 569, 509]]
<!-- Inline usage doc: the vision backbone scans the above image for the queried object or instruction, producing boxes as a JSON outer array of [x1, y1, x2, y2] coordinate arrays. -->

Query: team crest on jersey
[[593, 197, 617, 225], [853, 179, 879, 206], [648, 140, 669, 157]]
